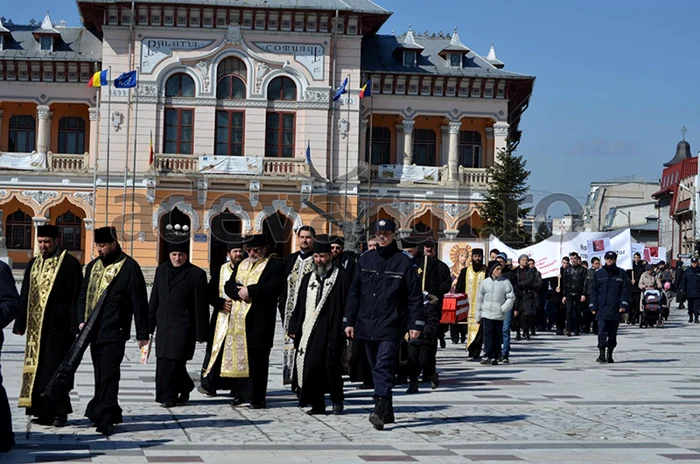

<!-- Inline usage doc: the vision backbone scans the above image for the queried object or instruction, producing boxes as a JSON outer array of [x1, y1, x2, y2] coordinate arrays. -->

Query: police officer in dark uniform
[[589, 251, 630, 364], [344, 219, 424, 431]]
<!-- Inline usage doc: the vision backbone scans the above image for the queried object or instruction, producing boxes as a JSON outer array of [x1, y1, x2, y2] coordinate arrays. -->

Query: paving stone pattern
[[2, 304, 700, 463]]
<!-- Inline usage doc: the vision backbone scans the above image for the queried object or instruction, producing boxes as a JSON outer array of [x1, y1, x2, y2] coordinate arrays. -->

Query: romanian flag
[[87, 70, 108, 88], [149, 130, 154, 165], [359, 79, 372, 99]]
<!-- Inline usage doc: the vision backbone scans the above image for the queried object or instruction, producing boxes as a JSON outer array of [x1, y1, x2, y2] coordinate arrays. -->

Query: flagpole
[[343, 73, 351, 226], [328, 9, 339, 236], [130, 65, 141, 256], [366, 89, 374, 242], [121, 1, 136, 243], [91, 86, 101, 257], [105, 66, 112, 226]]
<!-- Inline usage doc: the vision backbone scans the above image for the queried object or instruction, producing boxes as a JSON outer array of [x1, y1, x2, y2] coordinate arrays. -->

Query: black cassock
[[224, 257, 285, 406], [13, 250, 82, 422], [76, 249, 149, 429], [289, 268, 348, 408], [149, 261, 209, 404]]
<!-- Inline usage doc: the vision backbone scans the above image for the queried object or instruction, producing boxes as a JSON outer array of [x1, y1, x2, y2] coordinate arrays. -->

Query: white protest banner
[[643, 246, 667, 264], [631, 243, 645, 259], [198, 156, 264, 175], [378, 164, 439, 183], [0, 152, 47, 171], [489, 229, 632, 279]]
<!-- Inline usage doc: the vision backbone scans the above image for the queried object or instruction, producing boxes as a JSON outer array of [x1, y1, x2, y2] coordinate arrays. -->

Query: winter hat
[[518, 254, 529, 262], [487, 261, 503, 278], [496, 252, 508, 261]]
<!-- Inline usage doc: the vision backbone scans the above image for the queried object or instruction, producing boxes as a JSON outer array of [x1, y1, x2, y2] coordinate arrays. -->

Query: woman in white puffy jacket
[[476, 261, 516, 365]]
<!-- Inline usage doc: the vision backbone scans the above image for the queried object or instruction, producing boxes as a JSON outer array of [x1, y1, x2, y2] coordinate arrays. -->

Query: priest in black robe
[[222, 235, 285, 409], [49, 226, 149, 436], [288, 237, 348, 415], [149, 241, 209, 408], [13, 225, 82, 427], [0, 259, 21, 453], [199, 237, 245, 398]]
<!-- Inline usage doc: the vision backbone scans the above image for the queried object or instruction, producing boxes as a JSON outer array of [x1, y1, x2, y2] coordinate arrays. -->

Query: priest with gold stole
[[199, 237, 245, 398], [204, 235, 284, 409], [45, 226, 149, 436], [13, 225, 83, 427], [455, 248, 486, 359]]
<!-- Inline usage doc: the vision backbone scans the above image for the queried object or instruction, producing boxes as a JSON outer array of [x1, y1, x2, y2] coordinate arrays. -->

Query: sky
[[3, 0, 699, 216]]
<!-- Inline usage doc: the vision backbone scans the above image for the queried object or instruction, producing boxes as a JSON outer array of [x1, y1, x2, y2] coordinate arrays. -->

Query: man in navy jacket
[[590, 251, 630, 364], [344, 219, 424, 430]]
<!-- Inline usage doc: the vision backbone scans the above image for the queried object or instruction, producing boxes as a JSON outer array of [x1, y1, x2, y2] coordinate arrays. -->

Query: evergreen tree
[[478, 143, 532, 247], [534, 221, 552, 243]]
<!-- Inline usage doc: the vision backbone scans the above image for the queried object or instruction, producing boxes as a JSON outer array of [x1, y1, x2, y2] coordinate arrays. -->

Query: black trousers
[[597, 320, 619, 350], [630, 292, 641, 323], [86, 342, 125, 427], [407, 340, 437, 382], [556, 303, 567, 332], [449, 324, 466, 343], [565, 295, 582, 333], [248, 347, 271, 405], [688, 298, 700, 318], [0, 363, 14, 452], [482, 318, 503, 359], [156, 358, 194, 404], [364, 339, 399, 398], [519, 312, 535, 334]]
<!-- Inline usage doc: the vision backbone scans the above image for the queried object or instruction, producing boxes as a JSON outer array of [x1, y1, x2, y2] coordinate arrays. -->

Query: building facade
[[652, 134, 698, 261], [0, 0, 535, 270]]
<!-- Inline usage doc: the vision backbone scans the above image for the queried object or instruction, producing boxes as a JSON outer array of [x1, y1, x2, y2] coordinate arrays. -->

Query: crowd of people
[[1, 220, 699, 450]]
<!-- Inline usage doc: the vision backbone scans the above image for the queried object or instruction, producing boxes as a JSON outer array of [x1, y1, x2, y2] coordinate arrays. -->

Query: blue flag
[[333, 77, 348, 102], [114, 70, 137, 88], [305, 141, 311, 165]]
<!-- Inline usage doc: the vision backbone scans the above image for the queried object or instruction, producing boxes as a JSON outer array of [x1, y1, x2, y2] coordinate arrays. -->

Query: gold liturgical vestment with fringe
[[204, 257, 270, 379], [84, 258, 126, 321], [19, 250, 67, 408], [465, 265, 486, 347]]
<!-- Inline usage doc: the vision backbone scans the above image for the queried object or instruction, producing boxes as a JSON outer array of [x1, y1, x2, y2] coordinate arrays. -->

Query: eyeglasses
[[248, 247, 264, 254]]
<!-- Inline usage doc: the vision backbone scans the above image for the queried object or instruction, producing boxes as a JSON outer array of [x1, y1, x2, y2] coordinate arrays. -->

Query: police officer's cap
[[604, 251, 618, 260], [376, 219, 396, 233]]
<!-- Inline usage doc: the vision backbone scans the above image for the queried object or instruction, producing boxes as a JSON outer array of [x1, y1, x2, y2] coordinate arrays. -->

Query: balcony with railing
[[0, 151, 89, 174], [360, 163, 492, 189], [153, 154, 311, 180]]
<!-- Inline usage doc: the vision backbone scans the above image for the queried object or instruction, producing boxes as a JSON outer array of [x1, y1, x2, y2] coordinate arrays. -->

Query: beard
[[314, 261, 333, 278]]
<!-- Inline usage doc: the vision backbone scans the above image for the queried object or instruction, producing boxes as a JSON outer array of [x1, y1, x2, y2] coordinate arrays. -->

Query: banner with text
[[198, 156, 264, 175], [0, 152, 47, 171], [378, 164, 439, 183], [488, 229, 633, 279]]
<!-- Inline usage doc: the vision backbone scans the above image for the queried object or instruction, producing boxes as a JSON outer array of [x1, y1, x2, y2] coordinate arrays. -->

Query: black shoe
[[596, 348, 607, 363], [307, 406, 326, 415], [176, 392, 190, 405], [439, 338, 446, 349], [230, 396, 246, 407], [451, 339, 459, 345], [480, 358, 492, 365], [460, 337, 466, 344], [607, 349, 615, 364], [501, 356, 509, 364], [430, 375, 439, 389], [53, 415, 68, 427], [160, 401, 177, 408], [497, 354, 504, 362], [197, 386, 216, 397], [248, 402, 266, 409], [524, 332, 530, 341], [695, 318, 699, 324], [384, 398, 395, 424], [406, 381, 419, 394], [491, 359, 499, 366], [690, 316, 694, 323], [531, 329, 536, 336], [369, 398, 387, 430], [332, 403, 344, 415], [356, 382, 374, 390], [96, 423, 114, 436]]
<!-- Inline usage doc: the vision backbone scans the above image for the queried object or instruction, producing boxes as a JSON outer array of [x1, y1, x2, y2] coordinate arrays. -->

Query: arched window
[[459, 131, 482, 168], [8, 115, 36, 152], [267, 76, 297, 101], [58, 117, 86, 154], [56, 211, 82, 251], [412, 129, 437, 166], [216, 57, 247, 100], [165, 73, 195, 97], [5, 209, 32, 249], [366, 127, 391, 164]]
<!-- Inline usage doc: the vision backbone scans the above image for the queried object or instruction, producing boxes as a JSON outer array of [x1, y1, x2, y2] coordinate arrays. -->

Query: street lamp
[[616, 210, 631, 230]]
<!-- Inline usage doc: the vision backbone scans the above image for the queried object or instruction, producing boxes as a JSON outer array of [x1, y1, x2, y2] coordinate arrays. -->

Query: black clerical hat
[[37, 224, 59, 238], [227, 236, 245, 251], [313, 235, 333, 254], [94, 226, 118, 244], [168, 241, 189, 254], [245, 234, 267, 248]]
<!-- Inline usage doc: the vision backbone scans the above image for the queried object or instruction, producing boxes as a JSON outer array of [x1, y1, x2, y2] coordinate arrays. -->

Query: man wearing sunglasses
[[589, 251, 630, 364]]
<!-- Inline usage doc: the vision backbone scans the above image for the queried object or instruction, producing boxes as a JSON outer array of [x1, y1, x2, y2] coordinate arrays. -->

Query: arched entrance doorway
[[158, 207, 191, 264], [262, 211, 293, 258], [209, 212, 242, 269], [457, 211, 482, 239], [409, 210, 444, 239]]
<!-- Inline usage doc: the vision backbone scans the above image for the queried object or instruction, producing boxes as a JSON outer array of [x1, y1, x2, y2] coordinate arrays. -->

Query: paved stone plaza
[[3, 304, 700, 463]]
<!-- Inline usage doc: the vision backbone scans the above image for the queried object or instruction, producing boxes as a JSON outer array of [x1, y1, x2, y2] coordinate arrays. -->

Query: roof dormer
[[0, 17, 10, 51], [396, 25, 423, 67], [485, 42, 505, 69], [439, 27, 470, 68], [32, 11, 60, 52]]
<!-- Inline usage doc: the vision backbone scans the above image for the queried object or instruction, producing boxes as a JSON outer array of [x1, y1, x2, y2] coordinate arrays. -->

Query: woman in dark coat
[[149, 242, 209, 408]]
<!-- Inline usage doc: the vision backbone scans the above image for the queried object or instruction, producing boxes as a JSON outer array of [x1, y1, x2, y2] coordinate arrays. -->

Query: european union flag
[[333, 77, 348, 102], [114, 70, 137, 88], [305, 141, 311, 165]]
